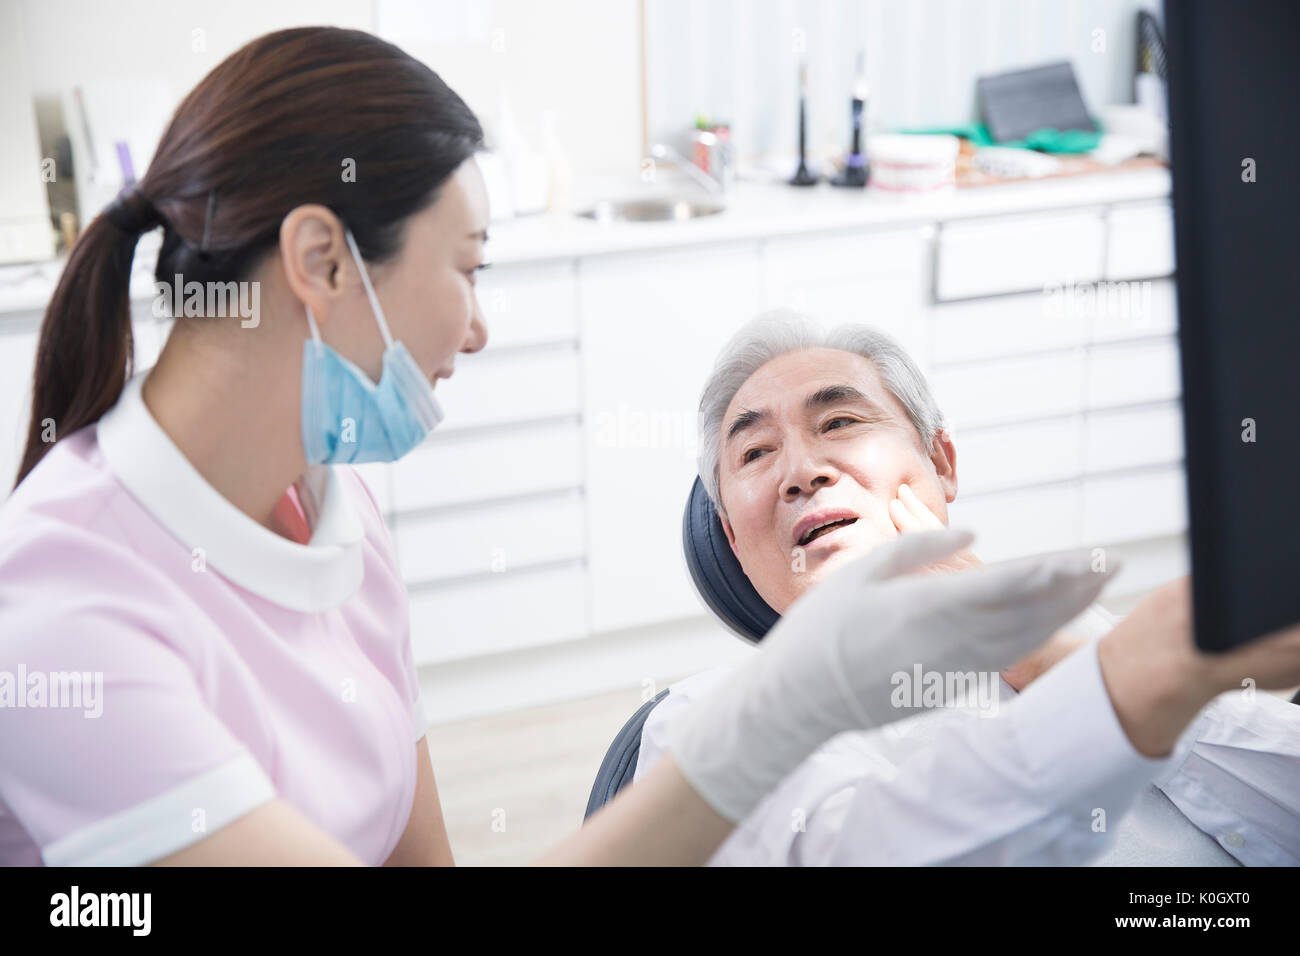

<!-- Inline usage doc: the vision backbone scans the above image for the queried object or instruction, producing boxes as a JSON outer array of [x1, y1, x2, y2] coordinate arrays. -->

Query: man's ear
[[718, 510, 744, 565], [929, 428, 959, 502]]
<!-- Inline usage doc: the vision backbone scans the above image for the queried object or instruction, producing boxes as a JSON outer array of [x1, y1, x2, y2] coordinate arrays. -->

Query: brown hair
[[14, 26, 483, 489]]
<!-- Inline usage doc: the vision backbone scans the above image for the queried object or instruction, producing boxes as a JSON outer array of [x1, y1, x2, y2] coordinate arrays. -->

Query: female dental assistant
[[0, 27, 1113, 867]]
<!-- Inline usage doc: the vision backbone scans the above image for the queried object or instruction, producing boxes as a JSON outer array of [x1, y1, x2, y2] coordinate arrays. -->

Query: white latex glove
[[668, 527, 1118, 823]]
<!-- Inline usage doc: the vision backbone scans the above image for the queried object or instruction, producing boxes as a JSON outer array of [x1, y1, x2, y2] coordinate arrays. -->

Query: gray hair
[[698, 308, 946, 516]]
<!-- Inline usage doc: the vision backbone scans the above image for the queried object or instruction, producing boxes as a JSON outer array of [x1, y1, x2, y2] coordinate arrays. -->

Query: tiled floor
[[424, 680, 678, 866]]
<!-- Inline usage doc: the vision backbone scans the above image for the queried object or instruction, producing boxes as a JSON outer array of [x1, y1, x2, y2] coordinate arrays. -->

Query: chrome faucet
[[647, 142, 729, 196]]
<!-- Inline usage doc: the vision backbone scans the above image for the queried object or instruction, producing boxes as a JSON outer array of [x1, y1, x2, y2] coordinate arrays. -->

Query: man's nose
[[462, 298, 488, 354], [780, 445, 840, 500]]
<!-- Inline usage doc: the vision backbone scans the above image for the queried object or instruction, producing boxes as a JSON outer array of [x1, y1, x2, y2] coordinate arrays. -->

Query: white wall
[[15, 0, 645, 192], [646, 0, 1162, 166], [376, 0, 644, 186]]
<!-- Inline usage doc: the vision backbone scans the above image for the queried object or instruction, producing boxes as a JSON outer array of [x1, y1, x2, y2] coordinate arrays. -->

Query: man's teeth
[[800, 517, 857, 545]]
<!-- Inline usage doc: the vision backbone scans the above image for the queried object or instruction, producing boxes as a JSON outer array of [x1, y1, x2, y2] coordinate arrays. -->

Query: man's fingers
[[898, 483, 945, 529], [889, 497, 923, 533]]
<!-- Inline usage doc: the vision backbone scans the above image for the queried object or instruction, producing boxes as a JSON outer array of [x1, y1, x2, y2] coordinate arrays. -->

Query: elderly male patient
[[633, 310, 1300, 866]]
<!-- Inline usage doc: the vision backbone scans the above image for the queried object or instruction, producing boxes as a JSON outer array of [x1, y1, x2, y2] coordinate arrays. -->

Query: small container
[[692, 120, 733, 191], [866, 134, 960, 196]]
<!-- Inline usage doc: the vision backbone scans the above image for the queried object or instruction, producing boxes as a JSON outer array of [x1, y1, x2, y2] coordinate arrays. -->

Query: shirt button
[[1222, 831, 1245, 848]]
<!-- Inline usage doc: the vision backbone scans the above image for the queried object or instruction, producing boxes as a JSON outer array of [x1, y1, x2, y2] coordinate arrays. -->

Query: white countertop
[[0, 166, 1171, 317]]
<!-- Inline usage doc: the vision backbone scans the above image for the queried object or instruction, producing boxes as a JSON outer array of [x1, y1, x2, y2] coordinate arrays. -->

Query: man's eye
[[824, 416, 857, 431], [742, 447, 768, 464]]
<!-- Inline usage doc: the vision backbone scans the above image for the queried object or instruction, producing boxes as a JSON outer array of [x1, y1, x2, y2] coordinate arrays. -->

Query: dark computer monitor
[[1165, 0, 1300, 651]]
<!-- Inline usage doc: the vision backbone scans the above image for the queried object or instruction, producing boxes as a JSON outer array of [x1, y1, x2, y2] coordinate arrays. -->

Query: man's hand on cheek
[[888, 482, 984, 574]]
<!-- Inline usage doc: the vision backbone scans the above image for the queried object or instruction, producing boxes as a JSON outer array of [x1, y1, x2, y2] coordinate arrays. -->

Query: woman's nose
[[462, 300, 488, 354]]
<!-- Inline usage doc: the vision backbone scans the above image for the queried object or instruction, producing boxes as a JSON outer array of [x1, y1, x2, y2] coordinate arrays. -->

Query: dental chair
[[583, 477, 778, 821], [582, 478, 1300, 820]]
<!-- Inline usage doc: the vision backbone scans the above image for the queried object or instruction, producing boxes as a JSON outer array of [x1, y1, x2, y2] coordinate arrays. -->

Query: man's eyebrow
[[805, 384, 886, 415], [726, 407, 768, 442]]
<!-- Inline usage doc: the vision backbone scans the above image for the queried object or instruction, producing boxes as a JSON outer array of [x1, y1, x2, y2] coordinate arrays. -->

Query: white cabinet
[[935, 209, 1106, 300], [1106, 202, 1176, 280], [930, 350, 1087, 430], [954, 416, 1084, 496], [761, 226, 931, 367], [393, 488, 585, 586], [931, 290, 1088, 365], [391, 419, 582, 513], [1085, 336, 1182, 409], [1083, 402, 1183, 473], [434, 342, 580, 431], [474, 259, 578, 348], [408, 561, 587, 665], [580, 242, 762, 633], [1082, 466, 1187, 545], [947, 481, 1082, 563]]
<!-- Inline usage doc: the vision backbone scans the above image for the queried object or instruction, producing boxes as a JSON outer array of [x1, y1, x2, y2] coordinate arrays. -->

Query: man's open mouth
[[796, 515, 859, 546]]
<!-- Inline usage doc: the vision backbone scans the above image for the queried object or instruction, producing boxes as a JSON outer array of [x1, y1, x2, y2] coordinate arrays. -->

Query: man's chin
[[783, 532, 891, 600]]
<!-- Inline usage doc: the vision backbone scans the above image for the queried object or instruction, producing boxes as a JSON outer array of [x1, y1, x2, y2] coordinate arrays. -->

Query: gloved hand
[[668, 527, 1117, 823]]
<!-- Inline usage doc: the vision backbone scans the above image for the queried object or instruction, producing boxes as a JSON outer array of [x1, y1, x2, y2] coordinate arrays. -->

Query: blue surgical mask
[[300, 228, 444, 465]]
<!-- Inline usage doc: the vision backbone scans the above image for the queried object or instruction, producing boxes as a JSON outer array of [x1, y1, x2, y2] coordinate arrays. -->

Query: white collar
[[97, 372, 364, 612]]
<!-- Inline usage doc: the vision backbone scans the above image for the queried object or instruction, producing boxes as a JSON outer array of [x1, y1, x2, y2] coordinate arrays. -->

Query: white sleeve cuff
[[1010, 638, 1174, 805], [412, 692, 431, 743], [41, 752, 276, 866]]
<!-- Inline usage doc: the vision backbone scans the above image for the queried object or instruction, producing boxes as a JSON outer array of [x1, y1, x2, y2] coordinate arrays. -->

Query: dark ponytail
[[14, 27, 483, 489]]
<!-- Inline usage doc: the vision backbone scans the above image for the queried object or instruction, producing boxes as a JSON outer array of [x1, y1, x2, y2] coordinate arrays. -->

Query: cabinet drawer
[[1082, 467, 1187, 545], [392, 419, 582, 513], [947, 482, 1081, 563], [936, 210, 1105, 300], [762, 228, 930, 365], [1090, 277, 1178, 342], [930, 351, 1085, 429], [931, 292, 1087, 365], [1086, 337, 1181, 409], [1084, 403, 1184, 474], [1106, 203, 1175, 280], [393, 490, 584, 584], [955, 416, 1083, 496], [435, 344, 580, 430], [408, 562, 587, 664], [475, 260, 577, 348]]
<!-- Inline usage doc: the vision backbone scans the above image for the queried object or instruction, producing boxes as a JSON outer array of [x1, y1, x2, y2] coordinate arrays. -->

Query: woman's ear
[[278, 205, 348, 324], [929, 428, 959, 502]]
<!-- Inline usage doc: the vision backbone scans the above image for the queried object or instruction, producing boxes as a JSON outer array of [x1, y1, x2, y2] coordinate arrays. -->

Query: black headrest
[[681, 476, 779, 643]]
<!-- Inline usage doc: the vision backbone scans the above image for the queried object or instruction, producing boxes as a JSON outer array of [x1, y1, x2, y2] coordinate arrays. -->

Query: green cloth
[[896, 122, 1103, 154]]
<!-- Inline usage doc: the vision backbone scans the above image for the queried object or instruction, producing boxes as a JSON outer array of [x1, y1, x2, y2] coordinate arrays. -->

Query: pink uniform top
[[0, 372, 429, 865]]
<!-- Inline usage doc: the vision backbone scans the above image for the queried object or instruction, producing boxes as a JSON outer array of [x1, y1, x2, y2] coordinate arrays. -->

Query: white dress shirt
[[633, 604, 1300, 866]]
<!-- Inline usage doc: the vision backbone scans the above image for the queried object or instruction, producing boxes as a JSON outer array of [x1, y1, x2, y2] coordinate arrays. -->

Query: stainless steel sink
[[576, 197, 725, 223]]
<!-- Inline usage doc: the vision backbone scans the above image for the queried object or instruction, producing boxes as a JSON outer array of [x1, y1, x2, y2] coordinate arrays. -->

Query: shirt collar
[[97, 372, 365, 612]]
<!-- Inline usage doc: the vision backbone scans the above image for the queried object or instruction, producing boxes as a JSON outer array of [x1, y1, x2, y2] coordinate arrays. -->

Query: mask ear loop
[[304, 304, 324, 344], [344, 227, 396, 350]]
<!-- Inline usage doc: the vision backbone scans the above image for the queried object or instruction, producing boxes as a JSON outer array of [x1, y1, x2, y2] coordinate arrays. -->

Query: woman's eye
[[465, 263, 491, 283], [824, 416, 857, 431], [742, 447, 768, 464]]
